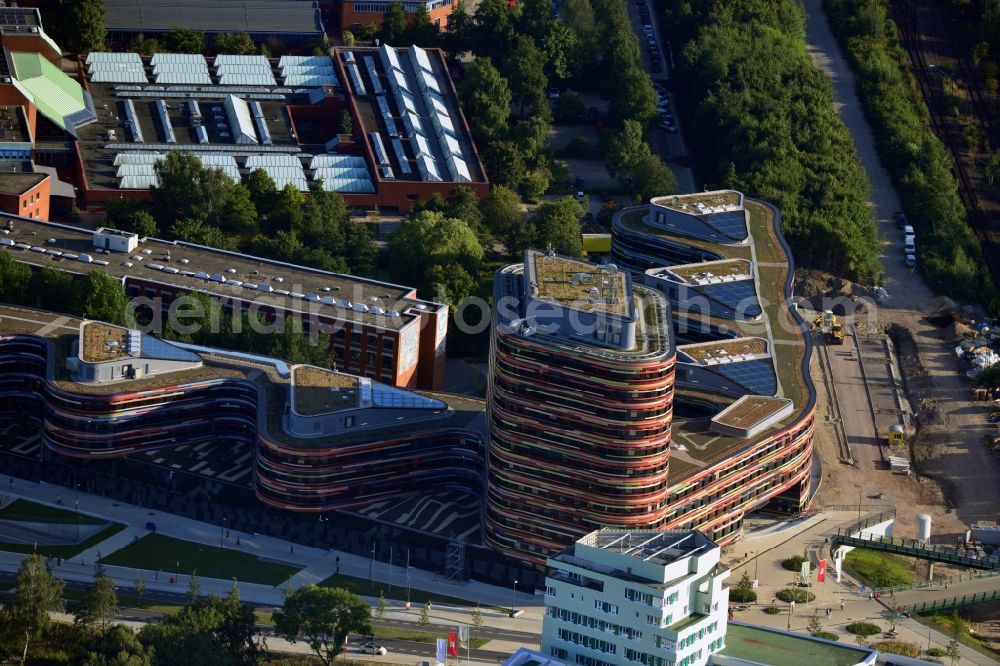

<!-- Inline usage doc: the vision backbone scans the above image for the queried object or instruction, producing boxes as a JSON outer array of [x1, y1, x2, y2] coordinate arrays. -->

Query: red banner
[[447, 632, 459, 657], [817, 559, 827, 583]]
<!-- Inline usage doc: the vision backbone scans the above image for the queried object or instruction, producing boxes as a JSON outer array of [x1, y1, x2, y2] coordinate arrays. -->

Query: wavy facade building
[[0, 316, 484, 512], [487, 192, 815, 565]]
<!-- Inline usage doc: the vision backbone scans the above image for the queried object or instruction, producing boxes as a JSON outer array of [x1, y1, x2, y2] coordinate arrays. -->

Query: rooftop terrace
[[529, 252, 629, 316], [80, 321, 128, 363], [291, 365, 360, 415], [651, 190, 743, 213], [0, 217, 441, 331], [668, 258, 752, 283], [583, 528, 717, 566]]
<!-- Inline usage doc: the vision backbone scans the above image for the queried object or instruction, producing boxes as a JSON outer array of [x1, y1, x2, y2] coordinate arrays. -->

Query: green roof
[[720, 624, 873, 666], [10, 52, 94, 133]]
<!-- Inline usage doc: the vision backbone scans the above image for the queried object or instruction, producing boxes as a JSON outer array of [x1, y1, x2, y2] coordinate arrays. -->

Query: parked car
[[660, 118, 677, 133], [575, 191, 586, 203], [904, 237, 916, 254], [902, 225, 914, 236], [547, 87, 561, 100], [360, 644, 387, 656], [905, 254, 916, 269]]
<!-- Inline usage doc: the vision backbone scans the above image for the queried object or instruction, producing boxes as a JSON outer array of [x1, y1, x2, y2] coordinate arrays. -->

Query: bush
[[729, 588, 757, 603], [781, 556, 806, 572], [775, 588, 815, 603], [762, 606, 782, 615], [870, 641, 920, 657], [926, 647, 946, 657], [846, 621, 881, 637], [816, 631, 839, 641]]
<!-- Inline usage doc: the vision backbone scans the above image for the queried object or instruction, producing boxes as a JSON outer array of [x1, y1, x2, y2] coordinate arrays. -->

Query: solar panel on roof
[[415, 153, 441, 181], [123, 99, 144, 143], [345, 63, 366, 97], [282, 74, 338, 87], [704, 210, 749, 241], [699, 280, 761, 318], [714, 358, 777, 396], [403, 112, 425, 137], [408, 45, 433, 74], [195, 125, 209, 144], [309, 154, 367, 169], [279, 55, 330, 68], [378, 44, 402, 73], [412, 132, 432, 157], [151, 53, 205, 65], [445, 155, 471, 182]]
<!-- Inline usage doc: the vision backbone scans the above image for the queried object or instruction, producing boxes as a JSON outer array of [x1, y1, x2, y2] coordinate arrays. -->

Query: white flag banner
[[436, 638, 447, 665], [834, 556, 843, 583], [458, 625, 469, 648]]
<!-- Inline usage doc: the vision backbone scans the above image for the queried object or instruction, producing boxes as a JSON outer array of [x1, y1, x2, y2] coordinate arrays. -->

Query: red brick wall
[[339, 0, 458, 32], [0, 176, 50, 221]]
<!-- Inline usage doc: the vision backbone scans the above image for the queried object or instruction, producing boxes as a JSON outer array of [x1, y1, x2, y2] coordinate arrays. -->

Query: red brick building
[[0, 172, 50, 220], [338, 0, 459, 32]]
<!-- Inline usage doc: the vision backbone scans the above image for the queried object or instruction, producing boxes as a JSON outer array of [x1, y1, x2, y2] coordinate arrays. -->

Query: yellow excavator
[[813, 310, 844, 344]]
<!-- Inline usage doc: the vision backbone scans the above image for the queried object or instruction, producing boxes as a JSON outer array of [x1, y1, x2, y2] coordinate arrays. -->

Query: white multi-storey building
[[542, 529, 730, 666]]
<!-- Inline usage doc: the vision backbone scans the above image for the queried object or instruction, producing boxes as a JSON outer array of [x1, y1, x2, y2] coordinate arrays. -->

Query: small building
[[542, 528, 730, 666], [0, 170, 50, 220]]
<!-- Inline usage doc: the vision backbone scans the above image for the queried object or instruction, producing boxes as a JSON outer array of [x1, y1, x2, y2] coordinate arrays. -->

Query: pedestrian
[[840, 599, 845, 611], [290, 545, 294, 554]]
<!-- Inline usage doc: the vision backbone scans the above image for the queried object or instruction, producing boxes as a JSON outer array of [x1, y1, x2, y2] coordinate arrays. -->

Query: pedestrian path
[[0, 474, 544, 638]]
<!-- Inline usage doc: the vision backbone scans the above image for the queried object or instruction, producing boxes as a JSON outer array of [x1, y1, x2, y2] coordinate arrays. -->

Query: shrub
[[870, 641, 920, 657], [729, 588, 757, 603], [816, 631, 839, 641], [781, 556, 806, 572], [927, 647, 946, 657], [846, 621, 882, 637], [775, 588, 815, 603], [762, 606, 781, 615]]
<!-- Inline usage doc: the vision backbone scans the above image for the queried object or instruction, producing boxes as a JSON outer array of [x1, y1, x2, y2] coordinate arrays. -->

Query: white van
[[904, 237, 916, 254], [903, 225, 914, 236]]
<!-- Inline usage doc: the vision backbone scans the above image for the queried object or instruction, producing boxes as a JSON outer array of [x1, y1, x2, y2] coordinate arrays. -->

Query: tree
[[441, 0, 472, 59], [480, 186, 530, 257], [242, 169, 279, 216], [427, 263, 477, 305], [986, 150, 1000, 189], [375, 591, 387, 631], [418, 604, 430, 628], [0, 252, 31, 306], [31, 267, 80, 314], [379, 2, 408, 46], [532, 197, 583, 256], [216, 583, 266, 666], [630, 154, 676, 202], [167, 27, 206, 53], [338, 109, 353, 135], [83, 271, 129, 326], [188, 571, 200, 604], [76, 574, 119, 634], [214, 32, 256, 55], [729, 571, 757, 603], [273, 585, 371, 666], [135, 576, 146, 610], [2, 553, 65, 665], [66, 0, 106, 54], [406, 3, 439, 46], [459, 59, 512, 144], [501, 35, 548, 113], [946, 637, 961, 665], [521, 170, 550, 203], [807, 611, 823, 636], [447, 186, 485, 236], [81, 624, 153, 666], [471, 605, 485, 637], [554, 91, 587, 124], [127, 33, 161, 56], [483, 141, 526, 188], [388, 210, 484, 300], [470, 0, 518, 62], [604, 119, 649, 182]]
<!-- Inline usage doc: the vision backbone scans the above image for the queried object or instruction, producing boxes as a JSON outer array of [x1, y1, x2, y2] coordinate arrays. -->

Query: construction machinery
[[813, 310, 845, 344], [886, 423, 905, 448]]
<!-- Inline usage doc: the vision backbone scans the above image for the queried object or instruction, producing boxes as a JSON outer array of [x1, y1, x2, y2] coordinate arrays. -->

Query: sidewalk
[[726, 511, 993, 666], [0, 474, 545, 638]]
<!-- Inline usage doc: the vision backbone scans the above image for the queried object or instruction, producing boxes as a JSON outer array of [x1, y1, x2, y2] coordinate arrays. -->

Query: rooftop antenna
[[546, 243, 555, 257]]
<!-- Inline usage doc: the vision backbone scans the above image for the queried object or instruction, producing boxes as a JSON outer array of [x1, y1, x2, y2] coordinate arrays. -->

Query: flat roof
[[667, 258, 751, 283], [0, 305, 483, 446], [81, 321, 128, 362], [0, 216, 442, 331], [616, 201, 811, 481], [338, 45, 486, 185], [721, 624, 874, 666], [292, 365, 360, 414], [711, 396, 793, 431], [0, 106, 30, 144], [529, 252, 629, 316], [584, 529, 716, 566], [677, 337, 767, 363], [0, 172, 46, 196], [103, 0, 325, 35]]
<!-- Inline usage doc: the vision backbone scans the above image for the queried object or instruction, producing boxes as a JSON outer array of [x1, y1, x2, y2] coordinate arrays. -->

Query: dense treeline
[[106, 153, 376, 278], [0, 553, 370, 665], [659, 0, 881, 282], [825, 0, 998, 304], [0, 254, 129, 325]]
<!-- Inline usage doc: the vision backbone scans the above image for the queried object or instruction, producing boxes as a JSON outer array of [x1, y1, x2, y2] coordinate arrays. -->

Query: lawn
[[318, 573, 501, 610], [0, 499, 106, 524], [98, 533, 301, 586], [370, 625, 490, 649], [0, 522, 126, 559], [844, 549, 915, 588]]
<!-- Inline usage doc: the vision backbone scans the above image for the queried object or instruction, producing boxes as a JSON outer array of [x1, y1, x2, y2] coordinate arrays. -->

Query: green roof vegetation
[[10, 52, 88, 130]]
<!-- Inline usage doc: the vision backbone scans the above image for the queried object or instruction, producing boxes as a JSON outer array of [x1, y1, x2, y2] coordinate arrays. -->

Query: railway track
[[887, 0, 1000, 293]]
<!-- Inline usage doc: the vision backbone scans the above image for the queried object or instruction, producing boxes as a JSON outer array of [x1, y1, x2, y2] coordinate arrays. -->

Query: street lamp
[[220, 517, 226, 548], [510, 580, 519, 618], [369, 542, 376, 592]]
